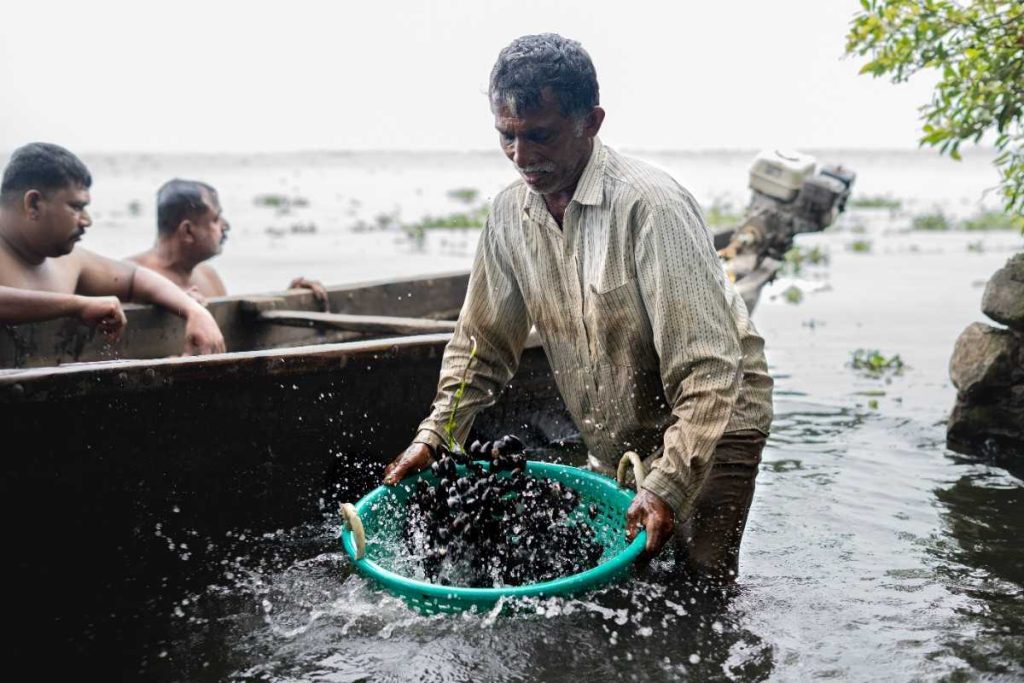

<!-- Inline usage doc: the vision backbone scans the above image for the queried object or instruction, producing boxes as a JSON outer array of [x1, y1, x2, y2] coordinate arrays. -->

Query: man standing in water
[[0, 143, 225, 354], [383, 34, 773, 582], [129, 178, 328, 308]]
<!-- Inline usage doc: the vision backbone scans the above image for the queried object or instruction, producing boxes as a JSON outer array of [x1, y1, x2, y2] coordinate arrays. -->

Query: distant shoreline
[[0, 146, 1000, 161]]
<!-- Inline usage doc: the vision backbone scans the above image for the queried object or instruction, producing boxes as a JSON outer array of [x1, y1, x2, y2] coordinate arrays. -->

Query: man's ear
[[583, 107, 606, 138], [23, 190, 42, 218], [180, 220, 196, 244]]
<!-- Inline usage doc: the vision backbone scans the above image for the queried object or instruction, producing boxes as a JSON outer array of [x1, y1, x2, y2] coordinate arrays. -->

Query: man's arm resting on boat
[[76, 249, 226, 355], [0, 285, 126, 340]]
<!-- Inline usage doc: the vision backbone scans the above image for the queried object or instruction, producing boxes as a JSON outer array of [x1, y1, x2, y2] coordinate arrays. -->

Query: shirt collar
[[521, 136, 606, 221]]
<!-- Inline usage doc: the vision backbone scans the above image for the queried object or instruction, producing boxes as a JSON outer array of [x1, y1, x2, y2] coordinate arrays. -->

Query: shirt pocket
[[583, 278, 657, 367]]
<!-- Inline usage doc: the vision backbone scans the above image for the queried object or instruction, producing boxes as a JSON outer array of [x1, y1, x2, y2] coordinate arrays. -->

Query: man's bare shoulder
[[125, 249, 157, 268], [0, 244, 88, 292], [193, 262, 227, 297]]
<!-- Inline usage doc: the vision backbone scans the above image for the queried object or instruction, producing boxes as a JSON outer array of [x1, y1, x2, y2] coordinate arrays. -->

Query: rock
[[982, 253, 1024, 331], [947, 384, 1024, 476], [949, 322, 1021, 396]]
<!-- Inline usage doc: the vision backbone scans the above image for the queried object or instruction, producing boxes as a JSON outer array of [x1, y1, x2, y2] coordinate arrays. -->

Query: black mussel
[[503, 434, 525, 453]]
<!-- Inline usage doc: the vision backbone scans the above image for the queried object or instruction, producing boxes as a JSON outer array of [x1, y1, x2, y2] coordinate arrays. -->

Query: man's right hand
[[76, 295, 127, 343], [383, 442, 434, 485], [182, 306, 226, 355]]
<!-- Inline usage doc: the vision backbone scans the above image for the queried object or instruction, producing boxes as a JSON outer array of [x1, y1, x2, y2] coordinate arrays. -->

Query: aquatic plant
[[962, 210, 1021, 232], [782, 245, 830, 276], [911, 211, 952, 231], [253, 193, 289, 208], [253, 194, 310, 211], [127, 200, 143, 217], [402, 205, 490, 248], [849, 348, 905, 377], [783, 285, 804, 304], [849, 195, 903, 210], [446, 187, 480, 204], [848, 239, 873, 253], [444, 336, 478, 452], [704, 197, 743, 228]]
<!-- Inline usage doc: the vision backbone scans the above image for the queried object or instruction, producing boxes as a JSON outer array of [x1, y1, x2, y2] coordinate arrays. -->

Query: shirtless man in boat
[[128, 178, 328, 308], [383, 33, 773, 583], [0, 142, 225, 354]]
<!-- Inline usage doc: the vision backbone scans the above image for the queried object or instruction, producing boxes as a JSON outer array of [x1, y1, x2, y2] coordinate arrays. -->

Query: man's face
[[493, 89, 602, 196], [191, 191, 229, 260], [33, 184, 92, 257]]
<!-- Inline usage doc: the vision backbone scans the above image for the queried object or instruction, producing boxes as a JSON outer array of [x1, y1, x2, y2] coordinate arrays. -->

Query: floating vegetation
[[253, 194, 311, 212], [849, 349, 905, 377], [127, 200, 143, 217], [446, 187, 480, 205], [782, 285, 804, 304], [704, 197, 743, 228], [782, 245, 830, 276], [402, 204, 490, 247], [961, 210, 1021, 232], [910, 209, 1019, 232], [352, 211, 400, 233], [849, 195, 903, 210], [966, 240, 985, 253], [402, 436, 604, 588], [847, 239, 873, 253], [911, 211, 952, 231]]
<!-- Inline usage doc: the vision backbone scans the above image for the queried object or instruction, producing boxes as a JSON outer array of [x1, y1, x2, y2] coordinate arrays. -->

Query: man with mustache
[[0, 142, 225, 354], [383, 34, 773, 582], [128, 179, 328, 308]]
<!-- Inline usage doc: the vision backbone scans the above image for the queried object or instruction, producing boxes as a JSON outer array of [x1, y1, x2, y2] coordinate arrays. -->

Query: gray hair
[[488, 33, 599, 120]]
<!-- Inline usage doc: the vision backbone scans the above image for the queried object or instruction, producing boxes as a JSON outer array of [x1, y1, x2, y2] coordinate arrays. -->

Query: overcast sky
[[0, 0, 940, 154]]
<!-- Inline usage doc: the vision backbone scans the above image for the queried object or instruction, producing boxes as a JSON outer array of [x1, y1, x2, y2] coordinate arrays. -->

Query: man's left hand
[[626, 489, 675, 562], [288, 276, 329, 311]]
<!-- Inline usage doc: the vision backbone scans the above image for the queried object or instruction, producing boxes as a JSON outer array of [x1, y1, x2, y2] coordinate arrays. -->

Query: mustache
[[517, 163, 556, 174]]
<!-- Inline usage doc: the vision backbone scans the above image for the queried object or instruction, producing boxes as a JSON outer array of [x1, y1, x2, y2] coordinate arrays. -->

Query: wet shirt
[[415, 139, 773, 520]]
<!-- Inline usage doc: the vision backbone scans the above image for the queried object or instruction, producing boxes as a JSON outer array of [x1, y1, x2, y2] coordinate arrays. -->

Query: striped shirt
[[415, 138, 773, 520]]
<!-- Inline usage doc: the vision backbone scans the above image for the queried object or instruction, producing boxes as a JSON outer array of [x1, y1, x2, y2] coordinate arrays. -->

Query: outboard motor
[[720, 149, 856, 264]]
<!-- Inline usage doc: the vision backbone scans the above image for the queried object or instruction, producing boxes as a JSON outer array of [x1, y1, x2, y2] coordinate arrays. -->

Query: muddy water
[[41, 150, 1024, 680], [114, 219, 1024, 681]]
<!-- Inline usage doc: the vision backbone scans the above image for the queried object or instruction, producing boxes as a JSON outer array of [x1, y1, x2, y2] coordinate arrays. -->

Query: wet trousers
[[673, 429, 766, 583]]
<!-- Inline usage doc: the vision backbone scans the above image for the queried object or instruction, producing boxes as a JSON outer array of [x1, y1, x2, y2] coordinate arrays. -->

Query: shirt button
[[594, 423, 604, 431]]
